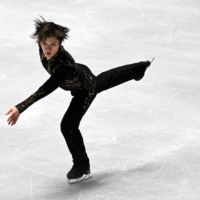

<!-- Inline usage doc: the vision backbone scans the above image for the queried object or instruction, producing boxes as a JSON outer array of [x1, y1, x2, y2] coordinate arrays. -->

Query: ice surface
[[1, 0, 200, 199]]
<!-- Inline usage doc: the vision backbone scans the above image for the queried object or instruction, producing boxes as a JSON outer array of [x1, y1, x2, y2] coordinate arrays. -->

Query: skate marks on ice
[[165, 8, 200, 43], [85, 68, 200, 196], [62, 0, 144, 59]]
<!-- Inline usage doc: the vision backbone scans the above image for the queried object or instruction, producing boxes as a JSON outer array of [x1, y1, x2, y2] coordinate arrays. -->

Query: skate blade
[[68, 174, 92, 184], [151, 58, 155, 64]]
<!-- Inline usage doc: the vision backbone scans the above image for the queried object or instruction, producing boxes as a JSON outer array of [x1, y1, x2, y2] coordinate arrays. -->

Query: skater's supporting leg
[[60, 90, 97, 166], [96, 61, 150, 93]]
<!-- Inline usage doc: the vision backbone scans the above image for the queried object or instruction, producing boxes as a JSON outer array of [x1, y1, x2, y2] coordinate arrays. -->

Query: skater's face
[[40, 36, 61, 60]]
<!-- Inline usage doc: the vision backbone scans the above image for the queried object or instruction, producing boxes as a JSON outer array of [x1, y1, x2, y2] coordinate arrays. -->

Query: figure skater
[[6, 16, 154, 184]]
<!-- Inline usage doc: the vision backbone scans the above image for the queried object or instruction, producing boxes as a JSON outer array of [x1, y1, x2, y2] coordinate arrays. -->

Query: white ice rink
[[1, 0, 200, 199]]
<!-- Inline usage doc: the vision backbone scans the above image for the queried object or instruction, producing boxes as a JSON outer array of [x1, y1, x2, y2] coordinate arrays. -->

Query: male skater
[[6, 16, 154, 184]]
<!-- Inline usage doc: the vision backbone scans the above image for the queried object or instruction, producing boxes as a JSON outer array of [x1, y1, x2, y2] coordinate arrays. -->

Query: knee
[[60, 118, 79, 133], [61, 121, 71, 133]]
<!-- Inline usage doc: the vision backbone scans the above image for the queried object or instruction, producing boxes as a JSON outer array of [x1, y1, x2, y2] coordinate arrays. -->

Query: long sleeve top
[[15, 45, 96, 114]]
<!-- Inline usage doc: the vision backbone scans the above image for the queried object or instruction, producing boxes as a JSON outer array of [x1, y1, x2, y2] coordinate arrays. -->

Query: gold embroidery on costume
[[82, 78, 96, 114], [48, 63, 53, 75], [67, 60, 73, 66], [59, 58, 73, 67], [65, 78, 82, 88], [15, 91, 45, 113], [16, 45, 97, 114], [40, 53, 45, 61]]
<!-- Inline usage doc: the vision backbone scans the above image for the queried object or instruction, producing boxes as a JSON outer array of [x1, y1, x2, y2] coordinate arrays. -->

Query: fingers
[[13, 117, 19, 125], [7, 113, 14, 122], [11, 118, 17, 126], [7, 117, 13, 125], [7, 112, 18, 126], [5, 109, 12, 115], [8, 117, 16, 126]]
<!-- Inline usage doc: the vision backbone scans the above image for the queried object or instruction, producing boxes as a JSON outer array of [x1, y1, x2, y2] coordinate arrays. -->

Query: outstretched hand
[[6, 107, 20, 126]]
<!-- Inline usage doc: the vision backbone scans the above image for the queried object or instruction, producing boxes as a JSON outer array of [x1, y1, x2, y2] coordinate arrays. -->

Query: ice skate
[[67, 164, 92, 184], [145, 58, 155, 69], [150, 57, 155, 66], [68, 174, 92, 184], [134, 58, 155, 81]]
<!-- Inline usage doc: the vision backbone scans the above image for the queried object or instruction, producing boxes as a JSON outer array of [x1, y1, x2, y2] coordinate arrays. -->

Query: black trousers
[[60, 61, 149, 166]]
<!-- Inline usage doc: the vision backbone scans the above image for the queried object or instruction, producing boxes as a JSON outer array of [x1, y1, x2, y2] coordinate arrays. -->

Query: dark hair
[[31, 16, 70, 44]]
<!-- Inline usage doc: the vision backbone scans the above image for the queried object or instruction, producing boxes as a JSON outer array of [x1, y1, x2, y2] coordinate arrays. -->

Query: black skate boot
[[67, 163, 92, 184], [145, 60, 151, 68], [146, 58, 155, 68], [135, 58, 155, 81], [134, 61, 150, 81]]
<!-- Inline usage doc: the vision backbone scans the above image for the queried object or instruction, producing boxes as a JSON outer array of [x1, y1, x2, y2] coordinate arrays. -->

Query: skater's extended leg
[[96, 61, 150, 93]]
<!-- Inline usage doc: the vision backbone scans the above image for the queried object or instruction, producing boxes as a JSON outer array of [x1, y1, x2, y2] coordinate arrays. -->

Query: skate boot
[[67, 163, 92, 184], [145, 60, 151, 68], [134, 60, 150, 81], [135, 58, 155, 81]]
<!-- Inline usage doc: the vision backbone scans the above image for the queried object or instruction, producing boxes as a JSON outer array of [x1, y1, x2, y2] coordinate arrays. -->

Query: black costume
[[15, 45, 150, 175]]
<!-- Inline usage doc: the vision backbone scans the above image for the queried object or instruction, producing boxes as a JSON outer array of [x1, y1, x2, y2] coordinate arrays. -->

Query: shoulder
[[58, 46, 76, 67]]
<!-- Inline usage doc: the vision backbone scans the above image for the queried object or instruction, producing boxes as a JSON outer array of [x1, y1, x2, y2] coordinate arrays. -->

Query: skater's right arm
[[14, 63, 74, 114]]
